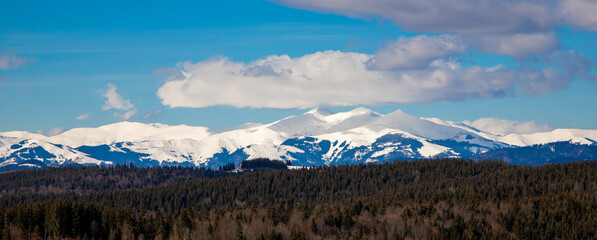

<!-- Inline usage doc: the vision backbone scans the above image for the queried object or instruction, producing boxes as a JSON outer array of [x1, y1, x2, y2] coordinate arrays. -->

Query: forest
[[0, 158, 596, 239]]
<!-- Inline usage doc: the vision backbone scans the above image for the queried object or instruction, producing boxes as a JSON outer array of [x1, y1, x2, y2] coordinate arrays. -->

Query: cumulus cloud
[[0, 51, 28, 69], [464, 118, 555, 135], [101, 83, 138, 120], [271, 0, 595, 57], [272, 0, 555, 34], [102, 83, 134, 110], [474, 32, 560, 58], [156, 45, 595, 109], [559, 0, 597, 31], [156, 51, 509, 108], [76, 113, 90, 120], [368, 34, 466, 70], [517, 50, 597, 95], [36, 127, 68, 137]]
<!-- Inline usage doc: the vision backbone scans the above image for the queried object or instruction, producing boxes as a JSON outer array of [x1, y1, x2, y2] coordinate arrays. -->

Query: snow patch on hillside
[[1, 107, 596, 169]]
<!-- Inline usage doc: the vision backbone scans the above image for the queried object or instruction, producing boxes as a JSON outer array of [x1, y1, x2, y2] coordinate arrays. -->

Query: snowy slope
[[498, 129, 597, 146], [266, 107, 381, 137], [1, 107, 596, 170], [425, 118, 597, 146], [47, 122, 211, 147], [0, 138, 107, 170], [423, 118, 495, 139]]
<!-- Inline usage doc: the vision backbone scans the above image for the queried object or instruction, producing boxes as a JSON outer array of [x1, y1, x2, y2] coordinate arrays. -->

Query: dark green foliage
[[269, 230, 283, 240], [45, 159, 596, 213], [0, 164, 223, 196], [220, 162, 236, 171], [473, 141, 597, 165], [0, 159, 595, 239], [267, 204, 292, 225], [240, 158, 288, 170]]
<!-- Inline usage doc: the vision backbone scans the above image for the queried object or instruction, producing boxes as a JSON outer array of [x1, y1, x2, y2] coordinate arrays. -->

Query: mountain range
[[1, 107, 596, 171]]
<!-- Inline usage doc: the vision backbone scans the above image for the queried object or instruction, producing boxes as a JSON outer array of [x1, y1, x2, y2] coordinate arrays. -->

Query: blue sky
[[1, 0, 596, 133]]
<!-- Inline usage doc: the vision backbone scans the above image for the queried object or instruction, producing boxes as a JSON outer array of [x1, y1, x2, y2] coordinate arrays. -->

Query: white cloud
[[76, 113, 90, 120], [475, 32, 560, 58], [157, 51, 514, 108], [559, 0, 597, 31], [273, 0, 554, 34], [0, 51, 28, 69], [271, 0, 595, 57], [102, 83, 134, 111], [464, 118, 555, 135], [368, 34, 466, 70], [36, 127, 68, 137], [114, 109, 139, 121], [101, 83, 138, 120], [156, 45, 595, 109]]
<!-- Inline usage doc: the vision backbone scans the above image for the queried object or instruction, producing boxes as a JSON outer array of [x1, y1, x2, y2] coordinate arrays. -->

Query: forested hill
[[472, 141, 597, 165], [0, 159, 596, 239], [0, 164, 231, 197]]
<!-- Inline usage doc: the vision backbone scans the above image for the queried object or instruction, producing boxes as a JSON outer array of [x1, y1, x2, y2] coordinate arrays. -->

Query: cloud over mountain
[[368, 34, 466, 70], [157, 50, 515, 108], [153, 2, 596, 110], [157, 45, 595, 109], [102, 83, 134, 111], [36, 127, 68, 137], [271, 0, 597, 57], [101, 83, 138, 120], [464, 118, 556, 135]]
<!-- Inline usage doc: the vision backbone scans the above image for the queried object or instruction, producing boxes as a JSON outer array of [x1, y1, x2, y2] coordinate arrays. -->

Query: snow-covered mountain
[[1, 107, 596, 170]]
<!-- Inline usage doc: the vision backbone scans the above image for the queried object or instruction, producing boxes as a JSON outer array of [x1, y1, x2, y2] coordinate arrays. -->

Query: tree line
[[0, 159, 596, 239]]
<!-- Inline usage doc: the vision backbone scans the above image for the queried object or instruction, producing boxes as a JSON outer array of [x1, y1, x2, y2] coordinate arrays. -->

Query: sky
[[1, 0, 596, 135]]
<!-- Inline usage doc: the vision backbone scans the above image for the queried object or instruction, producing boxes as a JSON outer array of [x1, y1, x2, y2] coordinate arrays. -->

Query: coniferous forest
[[0, 159, 596, 239]]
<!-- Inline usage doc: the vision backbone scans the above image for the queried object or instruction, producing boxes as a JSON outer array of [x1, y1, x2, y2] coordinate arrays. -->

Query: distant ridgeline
[[2, 140, 596, 172], [471, 141, 597, 165], [2, 107, 597, 171], [0, 158, 285, 197]]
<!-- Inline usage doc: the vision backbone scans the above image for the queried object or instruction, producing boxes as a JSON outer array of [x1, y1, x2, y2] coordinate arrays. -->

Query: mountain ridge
[[1, 107, 596, 170]]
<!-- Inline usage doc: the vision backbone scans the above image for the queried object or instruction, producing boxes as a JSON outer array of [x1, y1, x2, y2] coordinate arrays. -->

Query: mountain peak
[[307, 107, 381, 129], [306, 107, 334, 116], [347, 107, 377, 116], [385, 109, 407, 116], [3, 107, 597, 171]]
